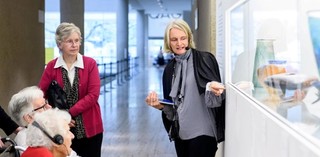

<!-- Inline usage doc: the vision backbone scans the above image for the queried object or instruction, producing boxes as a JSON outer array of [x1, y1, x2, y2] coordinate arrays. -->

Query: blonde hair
[[163, 19, 195, 53]]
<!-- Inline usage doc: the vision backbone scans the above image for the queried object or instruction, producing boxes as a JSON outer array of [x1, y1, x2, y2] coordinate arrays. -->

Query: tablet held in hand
[[159, 99, 174, 106]]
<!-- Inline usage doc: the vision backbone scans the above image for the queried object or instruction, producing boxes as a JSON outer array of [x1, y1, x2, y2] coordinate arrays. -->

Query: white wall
[[225, 84, 320, 157]]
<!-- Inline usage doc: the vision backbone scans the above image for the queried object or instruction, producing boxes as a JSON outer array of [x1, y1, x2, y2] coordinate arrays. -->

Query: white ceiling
[[129, 0, 192, 14], [46, 0, 192, 14]]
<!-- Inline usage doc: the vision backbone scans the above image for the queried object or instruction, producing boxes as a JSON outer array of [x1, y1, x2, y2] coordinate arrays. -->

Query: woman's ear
[[52, 143, 60, 147], [23, 114, 33, 124], [58, 42, 63, 50]]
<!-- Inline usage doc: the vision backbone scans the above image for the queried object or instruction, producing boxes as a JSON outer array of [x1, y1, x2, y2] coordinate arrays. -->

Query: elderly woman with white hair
[[21, 108, 79, 157], [8, 86, 52, 148]]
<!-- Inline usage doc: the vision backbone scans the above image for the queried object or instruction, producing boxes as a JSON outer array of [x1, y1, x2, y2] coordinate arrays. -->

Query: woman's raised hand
[[145, 91, 164, 110]]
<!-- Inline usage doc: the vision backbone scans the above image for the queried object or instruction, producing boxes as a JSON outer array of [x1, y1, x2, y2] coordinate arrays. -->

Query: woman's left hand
[[209, 81, 225, 96], [0, 136, 4, 148], [69, 119, 76, 128]]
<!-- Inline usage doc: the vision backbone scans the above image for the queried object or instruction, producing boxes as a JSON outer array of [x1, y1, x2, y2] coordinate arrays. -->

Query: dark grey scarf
[[61, 68, 86, 139], [169, 49, 191, 105]]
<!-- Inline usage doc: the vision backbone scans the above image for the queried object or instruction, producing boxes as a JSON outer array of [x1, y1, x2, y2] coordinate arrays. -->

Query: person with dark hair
[[145, 19, 225, 157], [156, 46, 165, 66], [0, 106, 22, 147]]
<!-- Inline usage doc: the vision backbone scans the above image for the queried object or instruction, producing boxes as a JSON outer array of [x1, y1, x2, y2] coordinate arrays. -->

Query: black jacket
[[161, 49, 225, 143], [0, 106, 19, 135]]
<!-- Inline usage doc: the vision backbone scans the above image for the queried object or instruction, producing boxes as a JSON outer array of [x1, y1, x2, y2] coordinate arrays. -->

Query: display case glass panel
[[227, 0, 320, 146]]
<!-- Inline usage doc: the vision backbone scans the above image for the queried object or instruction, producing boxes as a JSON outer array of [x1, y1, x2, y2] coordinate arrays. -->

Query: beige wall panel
[[0, 0, 44, 112], [211, 0, 216, 55], [192, 0, 216, 55]]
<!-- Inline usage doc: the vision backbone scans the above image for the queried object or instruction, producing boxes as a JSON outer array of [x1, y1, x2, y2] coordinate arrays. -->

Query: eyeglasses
[[63, 39, 81, 46], [32, 100, 48, 112]]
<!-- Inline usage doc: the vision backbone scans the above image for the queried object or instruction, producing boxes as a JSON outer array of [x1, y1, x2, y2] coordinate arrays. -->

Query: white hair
[[8, 86, 44, 126], [25, 108, 71, 149]]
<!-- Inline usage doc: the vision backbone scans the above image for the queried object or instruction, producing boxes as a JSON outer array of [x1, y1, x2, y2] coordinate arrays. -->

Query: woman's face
[[58, 32, 81, 57], [55, 120, 74, 156], [63, 121, 74, 155], [24, 98, 52, 124], [169, 28, 189, 55], [32, 98, 52, 113]]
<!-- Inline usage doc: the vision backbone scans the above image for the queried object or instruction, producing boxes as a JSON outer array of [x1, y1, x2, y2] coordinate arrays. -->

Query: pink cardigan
[[38, 56, 103, 138]]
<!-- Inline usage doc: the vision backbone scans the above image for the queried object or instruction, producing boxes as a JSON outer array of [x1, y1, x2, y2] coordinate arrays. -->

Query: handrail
[[97, 56, 139, 93]]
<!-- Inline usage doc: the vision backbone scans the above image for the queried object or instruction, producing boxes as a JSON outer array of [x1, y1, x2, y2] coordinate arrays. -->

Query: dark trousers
[[174, 135, 218, 157], [71, 133, 103, 157]]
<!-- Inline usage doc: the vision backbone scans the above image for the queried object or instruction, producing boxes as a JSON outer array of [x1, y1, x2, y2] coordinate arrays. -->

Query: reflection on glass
[[227, 0, 320, 145], [230, 3, 245, 83], [252, 39, 276, 88], [308, 11, 320, 77]]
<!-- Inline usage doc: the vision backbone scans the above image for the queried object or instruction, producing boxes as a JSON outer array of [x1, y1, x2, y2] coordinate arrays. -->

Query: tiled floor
[[99, 65, 176, 157]]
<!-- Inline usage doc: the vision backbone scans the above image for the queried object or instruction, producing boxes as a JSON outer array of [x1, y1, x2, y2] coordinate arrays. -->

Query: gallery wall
[[0, 1, 44, 114], [192, 0, 216, 54]]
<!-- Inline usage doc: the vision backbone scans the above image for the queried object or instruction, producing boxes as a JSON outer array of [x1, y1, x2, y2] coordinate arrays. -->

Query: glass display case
[[226, 0, 320, 146]]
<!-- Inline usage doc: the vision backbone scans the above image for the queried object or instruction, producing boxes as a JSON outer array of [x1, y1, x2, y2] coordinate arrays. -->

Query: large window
[[45, 11, 136, 64]]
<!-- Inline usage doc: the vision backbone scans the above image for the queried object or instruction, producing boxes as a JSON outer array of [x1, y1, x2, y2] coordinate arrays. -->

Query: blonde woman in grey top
[[145, 19, 225, 157]]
